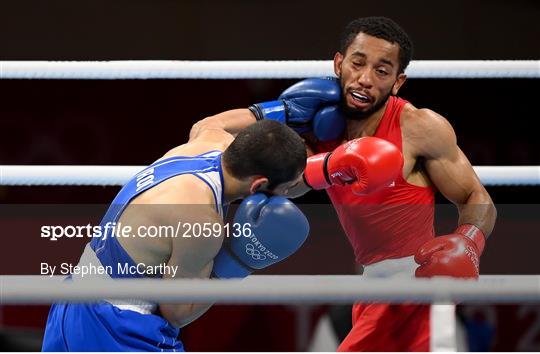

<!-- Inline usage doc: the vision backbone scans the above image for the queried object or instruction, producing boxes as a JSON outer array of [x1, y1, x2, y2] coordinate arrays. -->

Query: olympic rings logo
[[245, 243, 267, 261]]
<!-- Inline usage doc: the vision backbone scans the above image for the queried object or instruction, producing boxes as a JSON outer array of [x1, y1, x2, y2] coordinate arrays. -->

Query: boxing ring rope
[[1, 60, 538, 79], [0, 165, 538, 186], [1, 275, 539, 304]]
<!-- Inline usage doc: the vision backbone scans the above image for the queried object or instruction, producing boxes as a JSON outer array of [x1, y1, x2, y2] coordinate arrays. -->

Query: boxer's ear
[[334, 52, 344, 78], [392, 73, 407, 95], [249, 176, 269, 194]]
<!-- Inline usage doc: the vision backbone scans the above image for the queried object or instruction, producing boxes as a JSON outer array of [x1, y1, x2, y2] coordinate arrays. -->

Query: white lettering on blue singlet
[[135, 168, 155, 192]]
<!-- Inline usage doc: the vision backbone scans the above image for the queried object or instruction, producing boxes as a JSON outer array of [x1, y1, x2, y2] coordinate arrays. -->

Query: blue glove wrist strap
[[249, 100, 286, 124], [249, 100, 310, 134]]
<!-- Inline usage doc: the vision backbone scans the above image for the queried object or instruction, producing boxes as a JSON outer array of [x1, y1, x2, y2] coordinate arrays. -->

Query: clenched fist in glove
[[415, 224, 486, 279], [249, 77, 345, 141], [303, 136, 403, 195]]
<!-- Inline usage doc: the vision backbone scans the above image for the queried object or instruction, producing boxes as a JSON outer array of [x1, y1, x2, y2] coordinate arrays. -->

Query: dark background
[[1, 0, 539, 60], [0, 0, 539, 351]]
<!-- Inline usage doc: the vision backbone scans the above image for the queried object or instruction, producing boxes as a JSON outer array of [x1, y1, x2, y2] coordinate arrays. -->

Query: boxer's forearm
[[191, 109, 257, 138], [176, 303, 213, 327], [159, 265, 215, 328], [158, 238, 219, 328], [159, 303, 213, 328], [457, 188, 497, 238]]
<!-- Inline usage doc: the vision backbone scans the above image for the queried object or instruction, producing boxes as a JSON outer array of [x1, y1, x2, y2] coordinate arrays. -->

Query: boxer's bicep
[[210, 109, 258, 135], [420, 111, 482, 205], [422, 116, 496, 235], [188, 127, 234, 149], [189, 109, 256, 139], [426, 147, 481, 205]]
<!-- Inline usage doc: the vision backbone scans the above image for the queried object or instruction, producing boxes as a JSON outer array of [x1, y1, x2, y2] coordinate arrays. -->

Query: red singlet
[[315, 96, 436, 265]]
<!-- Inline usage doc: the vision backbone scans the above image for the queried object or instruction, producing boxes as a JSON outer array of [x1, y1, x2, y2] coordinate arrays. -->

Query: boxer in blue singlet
[[42, 120, 309, 351]]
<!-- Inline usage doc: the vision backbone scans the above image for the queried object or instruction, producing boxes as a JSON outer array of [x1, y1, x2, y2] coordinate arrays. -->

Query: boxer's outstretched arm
[[191, 109, 317, 199], [417, 109, 497, 237], [190, 109, 256, 139]]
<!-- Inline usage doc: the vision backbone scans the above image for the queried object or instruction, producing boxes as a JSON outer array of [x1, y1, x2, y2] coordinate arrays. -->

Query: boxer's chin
[[341, 103, 372, 120]]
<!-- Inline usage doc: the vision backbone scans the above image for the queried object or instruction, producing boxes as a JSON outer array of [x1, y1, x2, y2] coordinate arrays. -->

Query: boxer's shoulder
[[401, 104, 456, 157], [401, 104, 452, 132], [163, 139, 230, 159], [134, 172, 215, 207], [188, 127, 235, 151]]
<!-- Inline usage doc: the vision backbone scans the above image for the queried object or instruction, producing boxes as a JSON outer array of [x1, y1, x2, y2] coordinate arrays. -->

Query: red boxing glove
[[414, 224, 486, 279], [303, 137, 403, 195]]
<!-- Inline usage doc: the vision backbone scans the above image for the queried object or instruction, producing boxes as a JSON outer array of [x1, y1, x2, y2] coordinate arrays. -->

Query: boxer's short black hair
[[223, 120, 306, 189], [340, 16, 413, 73]]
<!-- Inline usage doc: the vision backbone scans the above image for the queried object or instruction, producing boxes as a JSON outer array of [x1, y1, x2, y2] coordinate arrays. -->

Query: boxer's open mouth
[[351, 91, 371, 103]]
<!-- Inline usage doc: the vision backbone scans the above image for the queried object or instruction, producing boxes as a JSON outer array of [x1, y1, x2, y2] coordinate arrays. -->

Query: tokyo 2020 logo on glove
[[245, 243, 267, 261]]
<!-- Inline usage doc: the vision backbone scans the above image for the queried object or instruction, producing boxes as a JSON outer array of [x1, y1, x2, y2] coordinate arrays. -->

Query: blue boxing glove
[[248, 78, 345, 141], [212, 194, 309, 279], [312, 105, 347, 141]]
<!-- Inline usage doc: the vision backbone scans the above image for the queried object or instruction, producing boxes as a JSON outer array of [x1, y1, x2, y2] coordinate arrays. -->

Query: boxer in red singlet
[[192, 16, 496, 351], [309, 95, 438, 351]]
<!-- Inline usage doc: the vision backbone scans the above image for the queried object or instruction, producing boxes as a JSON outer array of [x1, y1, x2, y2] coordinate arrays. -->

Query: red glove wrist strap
[[455, 224, 486, 254], [304, 152, 332, 190]]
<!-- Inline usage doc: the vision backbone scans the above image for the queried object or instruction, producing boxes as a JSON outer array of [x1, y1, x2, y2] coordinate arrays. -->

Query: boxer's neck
[[346, 98, 389, 139], [220, 159, 250, 204]]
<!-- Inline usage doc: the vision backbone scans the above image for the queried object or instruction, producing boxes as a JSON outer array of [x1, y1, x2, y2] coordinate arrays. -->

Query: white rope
[[1, 275, 538, 304], [0, 165, 538, 186], [0, 165, 144, 186], [473, 166, 540, 186], [1, 60, 538, 79]]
